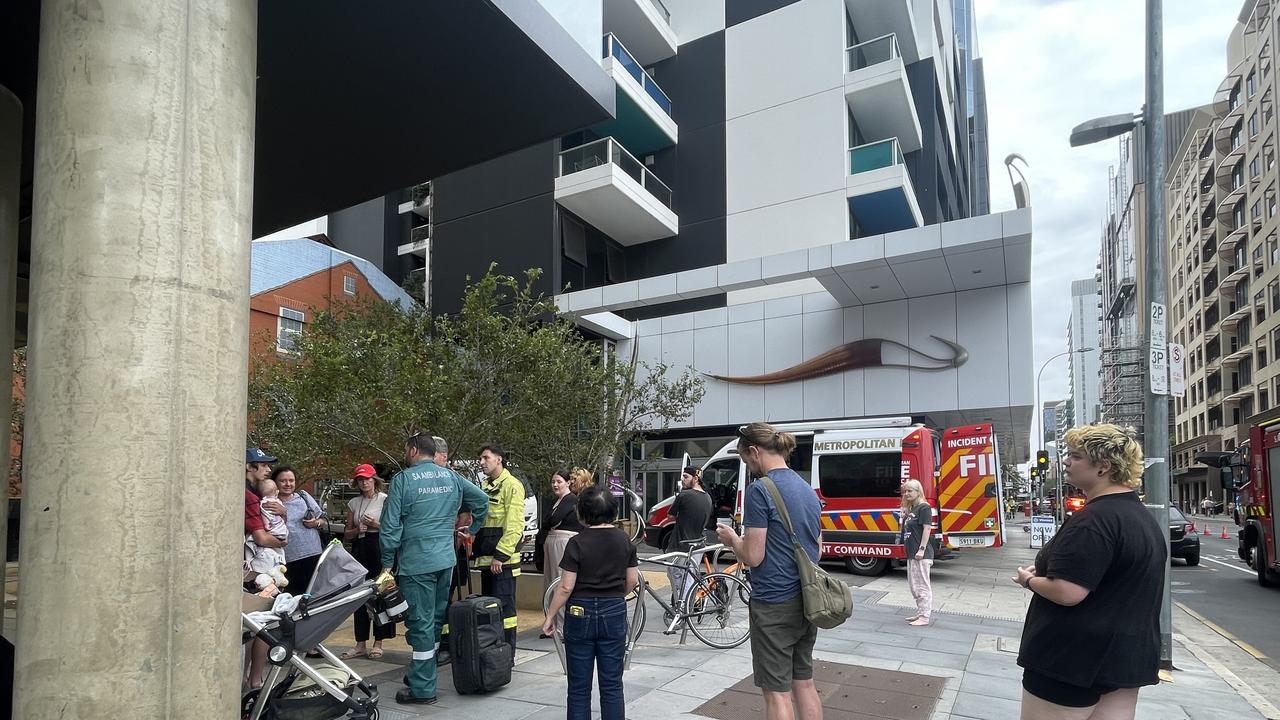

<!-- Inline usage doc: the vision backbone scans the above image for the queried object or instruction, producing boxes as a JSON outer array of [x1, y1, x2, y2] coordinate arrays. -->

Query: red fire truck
[[1200, 421, 1280, 587], [642, 417, 1005, 575]]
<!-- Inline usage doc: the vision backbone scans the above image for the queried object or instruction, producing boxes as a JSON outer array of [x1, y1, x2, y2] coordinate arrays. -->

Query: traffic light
[[1036, 450, 1050, 475]]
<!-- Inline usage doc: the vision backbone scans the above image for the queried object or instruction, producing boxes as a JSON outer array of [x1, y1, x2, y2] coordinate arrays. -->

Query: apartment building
[[1067, 278, 1103, 426], [1167, 0, 1277, 509]]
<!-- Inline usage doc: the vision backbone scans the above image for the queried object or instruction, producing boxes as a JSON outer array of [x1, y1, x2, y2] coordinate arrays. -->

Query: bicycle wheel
[[684, 572, 751, 649]]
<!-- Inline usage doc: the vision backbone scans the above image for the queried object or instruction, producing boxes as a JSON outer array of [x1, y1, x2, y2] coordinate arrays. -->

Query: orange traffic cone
[[1221, 525, 1230, 539], [1201, 524, 1210, 536]]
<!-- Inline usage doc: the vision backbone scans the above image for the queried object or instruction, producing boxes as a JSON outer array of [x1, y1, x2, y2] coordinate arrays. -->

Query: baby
[[245, 478, 289, 591]]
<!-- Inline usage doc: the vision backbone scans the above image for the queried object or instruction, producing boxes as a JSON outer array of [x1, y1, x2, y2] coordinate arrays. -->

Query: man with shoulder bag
[[717, 422, 852, 720]]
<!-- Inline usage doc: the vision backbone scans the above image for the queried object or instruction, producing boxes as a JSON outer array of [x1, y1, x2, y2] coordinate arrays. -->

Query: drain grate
[[693, 660, 943, 720]]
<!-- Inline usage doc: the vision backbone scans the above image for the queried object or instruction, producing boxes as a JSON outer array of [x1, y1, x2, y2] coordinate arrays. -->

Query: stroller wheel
[[240, 688, 260, 720]]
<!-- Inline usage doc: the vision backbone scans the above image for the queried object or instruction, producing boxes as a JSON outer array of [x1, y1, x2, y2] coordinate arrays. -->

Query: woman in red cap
[[341, 463, 396, 659]]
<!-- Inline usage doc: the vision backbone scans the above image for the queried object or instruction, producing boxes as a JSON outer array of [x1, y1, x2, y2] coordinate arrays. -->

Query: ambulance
[[642, 417, 1005, 575]]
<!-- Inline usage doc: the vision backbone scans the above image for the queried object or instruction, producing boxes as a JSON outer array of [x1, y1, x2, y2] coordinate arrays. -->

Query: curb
[[1174, 603, 1280, 719]]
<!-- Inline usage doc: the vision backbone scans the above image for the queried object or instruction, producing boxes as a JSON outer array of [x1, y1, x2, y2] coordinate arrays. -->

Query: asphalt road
[[1171, 519, 1280, 671]]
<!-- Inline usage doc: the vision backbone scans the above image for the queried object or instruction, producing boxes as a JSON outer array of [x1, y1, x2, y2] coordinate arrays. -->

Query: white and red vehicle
[[1200, 421, 1280, 586], [642, 417, 1005, 575]]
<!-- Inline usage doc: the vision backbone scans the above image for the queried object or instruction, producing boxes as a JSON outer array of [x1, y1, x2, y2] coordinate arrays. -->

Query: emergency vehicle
[[642, 417, 1005, 575], [1199, 421, 1280, 587]]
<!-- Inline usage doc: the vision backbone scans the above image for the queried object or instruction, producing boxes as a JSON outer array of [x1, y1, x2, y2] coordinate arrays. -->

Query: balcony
[[1222, 303, 1252, 326], [397, 224, 429, 258], [1221, 264, 1251, 290], [1214, 106, 1244, 154], [397, 182, 432, 219], [1223, 344, 1252, 364], [1219, 225, 1248, 258], [593, 34, 677, 155], [1226, 387, 1254, 402], [846, 138, 922, 235], [843, 33, 923, 153], [554, 137, 678, 245], [1213, 72, 1241, 115], [603, 0, 676, 66], [1217, 185, 1247, 223]]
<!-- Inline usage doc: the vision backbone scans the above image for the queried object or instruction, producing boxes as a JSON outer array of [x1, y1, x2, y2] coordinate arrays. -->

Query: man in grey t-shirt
[[717, 423, 824, 720]]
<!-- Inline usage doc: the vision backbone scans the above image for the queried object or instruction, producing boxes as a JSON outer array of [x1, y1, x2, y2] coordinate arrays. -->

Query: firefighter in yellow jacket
[[471, 444, 526, 650]]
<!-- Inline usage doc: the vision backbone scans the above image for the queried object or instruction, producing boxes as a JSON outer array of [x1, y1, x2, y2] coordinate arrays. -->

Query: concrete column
[[16, 2, 256, 718], [0, 87, 20, 592]]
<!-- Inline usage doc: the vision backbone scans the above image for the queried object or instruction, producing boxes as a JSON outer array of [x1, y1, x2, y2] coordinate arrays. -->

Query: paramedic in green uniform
[[381, 432, 489, 705]]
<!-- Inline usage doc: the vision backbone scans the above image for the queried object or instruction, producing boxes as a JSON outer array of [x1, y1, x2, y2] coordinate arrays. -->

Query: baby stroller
[[242, 542, 382, 720]]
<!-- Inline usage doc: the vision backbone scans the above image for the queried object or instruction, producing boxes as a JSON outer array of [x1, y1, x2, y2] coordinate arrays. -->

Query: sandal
[[368, 647, 384, 660], [904, 615, 920, 623], [909, 618, 930, 627], [339, 648, 368, 660]]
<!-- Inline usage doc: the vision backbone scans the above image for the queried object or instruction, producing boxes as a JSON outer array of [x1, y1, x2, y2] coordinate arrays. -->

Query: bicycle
[[702, 542, 752, 604], [542, 540, 751, 671]]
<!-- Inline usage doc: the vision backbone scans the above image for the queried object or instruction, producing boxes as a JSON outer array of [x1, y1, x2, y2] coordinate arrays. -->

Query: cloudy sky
[[976, 0, 1243, 435]]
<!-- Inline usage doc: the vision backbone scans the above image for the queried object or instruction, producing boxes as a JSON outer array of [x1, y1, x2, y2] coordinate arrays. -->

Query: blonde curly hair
[[1063, 424, 1144, 489], [568, 467, 594, 494]]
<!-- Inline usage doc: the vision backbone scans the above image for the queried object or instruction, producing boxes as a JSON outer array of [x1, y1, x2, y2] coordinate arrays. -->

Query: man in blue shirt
[[717, 423, 823, 720]]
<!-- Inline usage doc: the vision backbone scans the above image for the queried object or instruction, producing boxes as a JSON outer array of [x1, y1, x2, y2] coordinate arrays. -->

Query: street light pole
[[1143, 0, 1173, 671], [1035, 348, 1094, 515], [1066, 0, 1171, 673]]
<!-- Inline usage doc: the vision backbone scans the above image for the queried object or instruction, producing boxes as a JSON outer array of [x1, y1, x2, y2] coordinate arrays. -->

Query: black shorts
[[1022, 669, 1116, 708]]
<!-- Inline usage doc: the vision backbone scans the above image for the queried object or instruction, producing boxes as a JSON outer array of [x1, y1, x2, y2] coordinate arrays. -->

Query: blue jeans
[[563, 596, 627, 720]]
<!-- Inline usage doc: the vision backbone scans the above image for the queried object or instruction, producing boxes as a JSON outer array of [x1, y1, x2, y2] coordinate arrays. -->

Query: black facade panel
[[432, 142, 557, 224], [430, 194, 556, 315], [653, 122, 727, 226], [651, 32, 726, 133], [330, 196, 390, 265], [620, 293, 726, 322], [726, 0, 802, 27], [623, 216, 727, 281]]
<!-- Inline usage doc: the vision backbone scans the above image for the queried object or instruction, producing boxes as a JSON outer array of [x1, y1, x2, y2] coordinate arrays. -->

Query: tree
[[8, 347, 24, 498], [248, 266, 703, 493]]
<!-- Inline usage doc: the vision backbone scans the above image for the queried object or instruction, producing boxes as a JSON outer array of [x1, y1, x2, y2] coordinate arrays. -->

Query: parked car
[[1169, 507, 1200, 566]]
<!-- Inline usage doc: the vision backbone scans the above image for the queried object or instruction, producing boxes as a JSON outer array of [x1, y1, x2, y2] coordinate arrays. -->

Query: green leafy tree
[[248, 266, 703, 494]]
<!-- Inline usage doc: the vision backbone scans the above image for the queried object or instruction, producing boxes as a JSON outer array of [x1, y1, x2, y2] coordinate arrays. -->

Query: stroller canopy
[[307, 542, 368, 600]]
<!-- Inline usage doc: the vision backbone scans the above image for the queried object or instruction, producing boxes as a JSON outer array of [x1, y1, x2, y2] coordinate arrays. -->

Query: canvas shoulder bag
[[759, 477, 853, 629]]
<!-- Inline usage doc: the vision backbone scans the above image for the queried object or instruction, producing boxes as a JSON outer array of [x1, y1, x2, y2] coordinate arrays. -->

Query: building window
[[1252, 200, 1263, 221], [1248, 70, 1257, 98], [277, 307, 305, 354], [343, 275, 357, 296], [1251, 156, 1260, 179], [1250, 111, 1260, 138]]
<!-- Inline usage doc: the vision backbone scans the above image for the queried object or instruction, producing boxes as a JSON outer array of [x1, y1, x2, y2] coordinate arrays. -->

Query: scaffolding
[[1097, 134, 1146, 440]]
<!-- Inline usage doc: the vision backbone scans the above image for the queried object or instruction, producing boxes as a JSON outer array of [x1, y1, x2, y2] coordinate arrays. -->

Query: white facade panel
[[803, 308, 846, 419], [764, 314, 806, 421], [1070, 279, 1103, 424], [727, 320, 767, 421], [665, 0, 724, 44], [724, 0, 845, 120], [908, 294, 959, 413], [842, 306, 866, 416], [662, 329, 695, 428], [726, 190, 848, 261], [956, 285, 1012, 410], [1006, 282, 1035, 406], [725, 88, 847, 216], [861, 300, 910, 415], [536, 0, 604, 62], [694, 325, 730, 427]]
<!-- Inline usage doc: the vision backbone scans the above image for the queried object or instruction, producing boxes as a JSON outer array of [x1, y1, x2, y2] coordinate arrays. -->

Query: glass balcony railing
[[847, 33, 900, 72], [646, 0, 671, 23], [559, 137, 674, 209], [603, 33, 673, 116], [849, 138, 905, 175]]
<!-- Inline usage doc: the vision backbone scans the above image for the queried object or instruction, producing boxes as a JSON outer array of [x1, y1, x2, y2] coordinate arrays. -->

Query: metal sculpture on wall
[[708, 336, 968, 385]]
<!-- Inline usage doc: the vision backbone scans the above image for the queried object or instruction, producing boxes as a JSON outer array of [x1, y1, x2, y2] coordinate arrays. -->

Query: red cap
[[353, 464, 376, 479]]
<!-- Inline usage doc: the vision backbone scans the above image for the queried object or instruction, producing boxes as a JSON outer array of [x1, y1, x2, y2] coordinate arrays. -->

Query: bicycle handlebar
[[644, 542, 726, 565]]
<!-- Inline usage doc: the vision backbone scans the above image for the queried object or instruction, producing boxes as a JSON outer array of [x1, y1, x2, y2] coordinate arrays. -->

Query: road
[[1171, 518, 1280, 671]]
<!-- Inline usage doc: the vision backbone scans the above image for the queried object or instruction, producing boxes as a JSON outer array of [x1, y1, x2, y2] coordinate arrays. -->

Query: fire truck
[[642, 417, 1005, 575], [1199, 421, 1280, 587]]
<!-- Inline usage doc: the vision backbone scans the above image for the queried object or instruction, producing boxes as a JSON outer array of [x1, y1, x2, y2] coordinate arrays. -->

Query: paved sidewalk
[[325, 539, 1280, 719]]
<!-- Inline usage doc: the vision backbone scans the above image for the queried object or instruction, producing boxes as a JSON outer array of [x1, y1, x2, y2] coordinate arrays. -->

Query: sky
[[976, 0, 1245, 444]]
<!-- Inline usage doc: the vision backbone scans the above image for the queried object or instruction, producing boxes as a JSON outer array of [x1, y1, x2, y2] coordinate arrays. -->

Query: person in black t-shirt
[[665, 466, 714, 607], [543, 486, 640, 720], [1012, 424, 1166, 719]]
